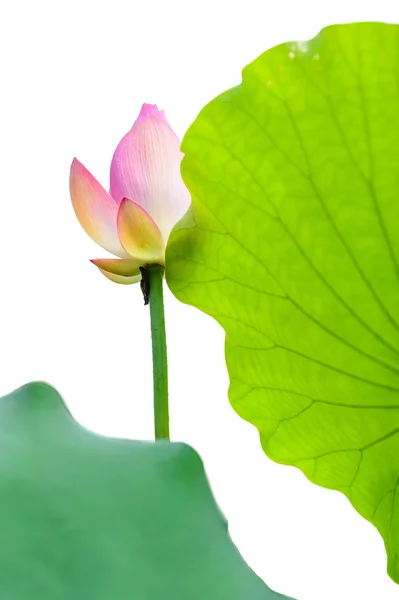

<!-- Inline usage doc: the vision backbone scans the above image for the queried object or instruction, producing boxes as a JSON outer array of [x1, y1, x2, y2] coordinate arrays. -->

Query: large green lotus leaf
[[0, 382, 291, 599], [166, 22, 399, 583]]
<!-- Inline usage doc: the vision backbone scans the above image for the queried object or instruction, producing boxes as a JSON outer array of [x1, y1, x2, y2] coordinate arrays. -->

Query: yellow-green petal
[[117, 198, 165, 263]]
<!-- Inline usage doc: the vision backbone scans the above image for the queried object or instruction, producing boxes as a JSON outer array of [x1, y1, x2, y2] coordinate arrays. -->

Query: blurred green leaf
[[167, 22, 399, 583], [0, 382, 291, 599]]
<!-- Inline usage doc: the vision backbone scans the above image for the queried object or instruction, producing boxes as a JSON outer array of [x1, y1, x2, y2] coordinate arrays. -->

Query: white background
[[1, 1, 399, 598]]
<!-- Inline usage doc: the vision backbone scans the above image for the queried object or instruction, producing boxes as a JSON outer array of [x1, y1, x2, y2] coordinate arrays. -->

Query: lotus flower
[[69, 104, 190, 284]]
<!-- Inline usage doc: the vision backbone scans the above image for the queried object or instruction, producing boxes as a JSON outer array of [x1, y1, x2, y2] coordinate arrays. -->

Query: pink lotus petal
[[70, 159, 128, 258], [110, 104, 190, 241], [135, 103, 168, 124], [90, 257, 143, 277], [117, 198, 165, 262]]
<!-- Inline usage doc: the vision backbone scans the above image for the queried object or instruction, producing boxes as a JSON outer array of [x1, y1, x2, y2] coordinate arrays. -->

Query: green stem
[[147, 265, 169, 440]]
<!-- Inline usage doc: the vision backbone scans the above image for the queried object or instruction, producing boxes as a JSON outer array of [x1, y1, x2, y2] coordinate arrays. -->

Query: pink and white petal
[[117, 198, 165, 263], [96, 268, 142, 285], [109, 104, 190, 240], [70, 158, 128, 258], [134, 103, 169, 124], [90, 257, 143, 277]]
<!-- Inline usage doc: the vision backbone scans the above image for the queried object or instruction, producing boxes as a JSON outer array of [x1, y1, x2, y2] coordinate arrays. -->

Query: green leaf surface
[[0, 382, 291, 599], [166, 22, 399, 583]]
